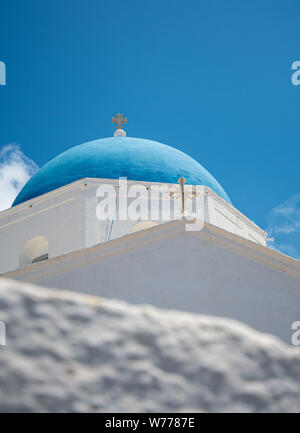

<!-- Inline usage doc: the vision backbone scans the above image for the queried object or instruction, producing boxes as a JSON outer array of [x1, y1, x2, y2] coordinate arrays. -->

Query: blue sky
[[0, 0, 299, 258]]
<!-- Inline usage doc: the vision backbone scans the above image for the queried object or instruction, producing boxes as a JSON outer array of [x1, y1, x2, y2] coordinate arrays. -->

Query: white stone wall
[[203, 187, 266, 245], [3, 221, 299, 344], [0, 178, 266, 274], [0, 182, 86, 274]]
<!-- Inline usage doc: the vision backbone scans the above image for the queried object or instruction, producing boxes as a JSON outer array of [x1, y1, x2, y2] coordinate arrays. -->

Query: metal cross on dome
[[112, 113, 127, 130]]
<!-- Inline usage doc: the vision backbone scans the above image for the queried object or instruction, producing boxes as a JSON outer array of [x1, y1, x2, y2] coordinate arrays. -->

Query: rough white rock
[[0, 278, 300, 413]]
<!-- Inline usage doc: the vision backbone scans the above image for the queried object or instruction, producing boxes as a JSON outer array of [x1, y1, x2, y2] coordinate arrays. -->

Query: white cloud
[[266, 194, 300, 259], [0, 144, 38, 211]]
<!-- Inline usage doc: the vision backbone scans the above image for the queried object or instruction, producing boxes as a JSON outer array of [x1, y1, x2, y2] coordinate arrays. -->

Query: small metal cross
[[112, 113, 127, 130]]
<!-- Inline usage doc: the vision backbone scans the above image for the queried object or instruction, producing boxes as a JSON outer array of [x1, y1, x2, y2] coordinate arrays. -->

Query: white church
[[0, 114, 299, 344]]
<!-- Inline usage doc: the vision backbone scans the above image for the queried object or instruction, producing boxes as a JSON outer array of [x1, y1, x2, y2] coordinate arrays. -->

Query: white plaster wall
[[81, 179, 266, 247], [0, 178, 266, 274], [8, 225, 299, 344], [0, 184, 86, 274], [204, 188, 266, 245]]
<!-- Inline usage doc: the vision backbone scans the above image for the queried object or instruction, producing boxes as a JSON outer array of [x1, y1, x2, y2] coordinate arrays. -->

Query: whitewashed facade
[[2, 219, 299, 344], [0, 177, 266, 275], [1, 176, 299, 345]]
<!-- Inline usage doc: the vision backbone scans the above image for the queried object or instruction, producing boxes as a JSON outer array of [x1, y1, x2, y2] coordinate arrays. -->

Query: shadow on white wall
[[131, 220, 158, 233]]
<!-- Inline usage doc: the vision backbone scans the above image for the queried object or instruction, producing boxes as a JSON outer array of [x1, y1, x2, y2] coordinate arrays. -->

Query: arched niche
[[20, 236, 49, 267]]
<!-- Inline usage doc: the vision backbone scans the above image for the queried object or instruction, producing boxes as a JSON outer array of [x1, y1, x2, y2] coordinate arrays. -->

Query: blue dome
[[12, 137, 231, 206]]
